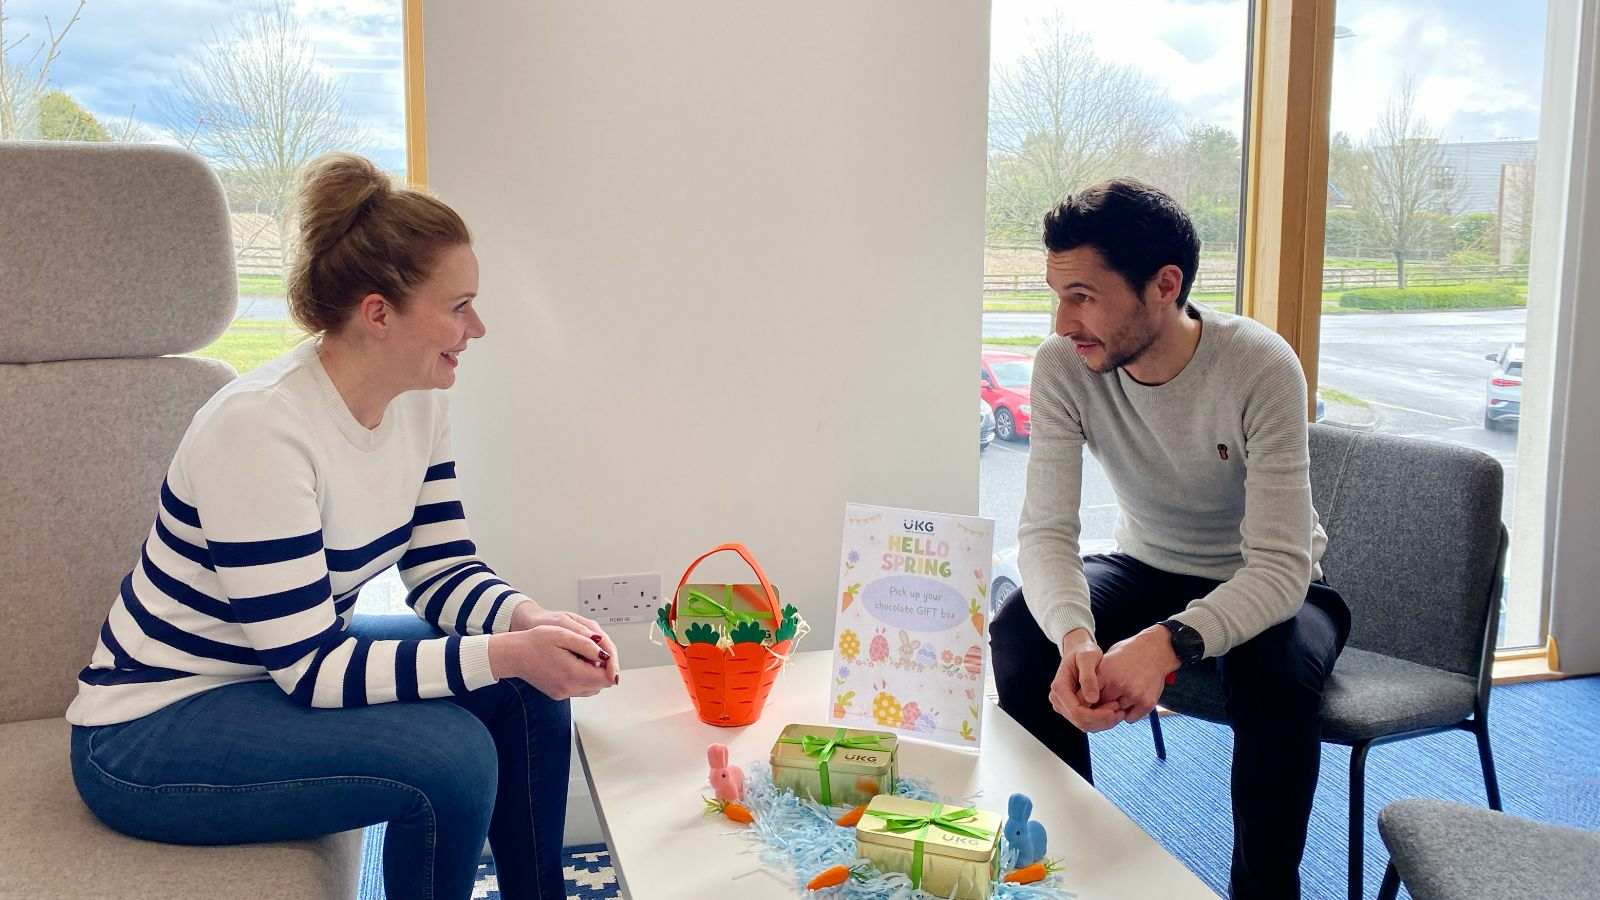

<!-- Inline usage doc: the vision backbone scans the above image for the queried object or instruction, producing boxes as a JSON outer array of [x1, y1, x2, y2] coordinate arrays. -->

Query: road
[[980, 308, 1528, 557]]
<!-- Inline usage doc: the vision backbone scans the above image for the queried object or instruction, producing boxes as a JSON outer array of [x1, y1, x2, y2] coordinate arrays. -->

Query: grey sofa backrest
[[1307, 423, 1505, 678], [0, 142, 237, 724]]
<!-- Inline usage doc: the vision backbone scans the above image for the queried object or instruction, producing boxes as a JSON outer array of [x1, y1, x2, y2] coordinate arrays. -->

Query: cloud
[[5, 0, 406, 168], [991, 0, 1250, 135], [992, 0, 1546, 145], [1327, 1, 1545, 142]]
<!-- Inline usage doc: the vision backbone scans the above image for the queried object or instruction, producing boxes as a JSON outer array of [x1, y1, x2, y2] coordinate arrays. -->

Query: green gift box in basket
[[656, 543, 804, 727], [673, 583, 778, 647]]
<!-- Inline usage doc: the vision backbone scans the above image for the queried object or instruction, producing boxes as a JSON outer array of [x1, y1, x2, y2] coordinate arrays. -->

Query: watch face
[[1165, 621, 1203, 665]]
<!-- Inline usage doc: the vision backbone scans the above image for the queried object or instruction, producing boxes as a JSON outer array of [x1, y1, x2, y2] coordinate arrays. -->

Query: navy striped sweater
[[67, 340, 529, 726]]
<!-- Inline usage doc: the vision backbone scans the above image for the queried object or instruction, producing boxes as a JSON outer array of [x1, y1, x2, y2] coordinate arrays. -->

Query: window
[[2, 0, 409, 369], [1316, 1, 1548, 649], [980, 0, 1253, 594], [3, 0, 412, 613]]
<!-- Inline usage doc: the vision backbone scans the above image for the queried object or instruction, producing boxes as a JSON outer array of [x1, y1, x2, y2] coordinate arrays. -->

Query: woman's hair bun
[[295, 152, 392, 258]]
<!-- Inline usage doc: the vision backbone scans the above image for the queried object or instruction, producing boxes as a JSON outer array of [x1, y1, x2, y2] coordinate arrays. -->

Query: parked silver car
[[1484, 341, 1524, 431], [980, 399, 996, 452]]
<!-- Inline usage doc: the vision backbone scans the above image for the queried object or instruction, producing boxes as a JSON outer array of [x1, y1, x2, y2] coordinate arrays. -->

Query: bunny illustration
[[896, 629, 921, 669], [1004, 792, 1048, 867], [707, 743, 745, 803]]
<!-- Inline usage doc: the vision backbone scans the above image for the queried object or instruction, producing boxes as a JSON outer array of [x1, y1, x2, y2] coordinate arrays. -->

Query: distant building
[[1436, 139, 1537, 215]]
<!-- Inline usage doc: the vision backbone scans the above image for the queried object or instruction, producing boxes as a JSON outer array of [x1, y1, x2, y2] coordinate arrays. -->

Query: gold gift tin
[[769, 723, 898, 808], [855, 795, 1001, 900]]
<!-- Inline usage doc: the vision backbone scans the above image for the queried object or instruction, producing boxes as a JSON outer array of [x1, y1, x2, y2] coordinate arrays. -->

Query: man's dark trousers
[[990, 553, 1352, 900]]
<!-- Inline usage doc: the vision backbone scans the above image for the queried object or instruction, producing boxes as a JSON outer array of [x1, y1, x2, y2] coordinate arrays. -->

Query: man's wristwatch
[[1158, 619, 1205, 668]]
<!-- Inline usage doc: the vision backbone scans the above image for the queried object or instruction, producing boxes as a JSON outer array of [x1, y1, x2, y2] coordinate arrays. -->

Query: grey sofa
[[0, 141, 362, 898], [1377, 798, 1600, 900], [1146, 423, 1508, 900]]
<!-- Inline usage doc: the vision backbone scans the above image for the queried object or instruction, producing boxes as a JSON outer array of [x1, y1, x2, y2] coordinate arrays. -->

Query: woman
[[66, 152, 617, 900]]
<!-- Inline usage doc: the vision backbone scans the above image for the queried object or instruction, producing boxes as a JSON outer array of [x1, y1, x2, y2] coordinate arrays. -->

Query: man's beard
[[1087, 319, 1160, 375]]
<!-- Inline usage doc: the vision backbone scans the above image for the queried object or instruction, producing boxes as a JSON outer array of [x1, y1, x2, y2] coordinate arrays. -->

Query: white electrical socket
[[576, 573, 662, 625]]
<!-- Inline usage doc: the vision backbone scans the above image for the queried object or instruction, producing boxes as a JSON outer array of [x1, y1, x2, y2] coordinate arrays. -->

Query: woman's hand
[[488, 625, 616, 700], [509, 602, 621, 685]]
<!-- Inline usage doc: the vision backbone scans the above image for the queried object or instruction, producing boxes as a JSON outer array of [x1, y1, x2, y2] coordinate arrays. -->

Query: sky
[[3, 0, 1551, 170], [991, 0, 1547, 144], [3, 0, 408, 169]]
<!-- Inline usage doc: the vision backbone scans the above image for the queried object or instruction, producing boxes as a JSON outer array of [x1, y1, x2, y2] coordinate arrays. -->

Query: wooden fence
[[984, 264, 1528, 296]]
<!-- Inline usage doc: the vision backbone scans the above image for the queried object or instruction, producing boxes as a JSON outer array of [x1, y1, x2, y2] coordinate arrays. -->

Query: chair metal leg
[[1349, 742, 1372, 900], [1473, 720, 1503, 811], [1376, 861, 1401, 900], [1149, 710, 1167, 761]]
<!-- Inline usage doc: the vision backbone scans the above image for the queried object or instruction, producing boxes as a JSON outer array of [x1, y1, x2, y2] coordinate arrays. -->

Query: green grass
[[238, 274, 285, 297], [188, 320, 306, 374], [985, 336, 1045, 347], [1317, 387, 1371, 409]]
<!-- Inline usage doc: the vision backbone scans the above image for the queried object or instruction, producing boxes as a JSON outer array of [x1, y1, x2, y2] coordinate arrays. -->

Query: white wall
[[1539, 0, 1600, 675], [422, 1, 993, 841]]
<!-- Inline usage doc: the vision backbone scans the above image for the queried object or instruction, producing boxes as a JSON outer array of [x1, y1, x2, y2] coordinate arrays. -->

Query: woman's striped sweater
[[66, 340, 530, 726]]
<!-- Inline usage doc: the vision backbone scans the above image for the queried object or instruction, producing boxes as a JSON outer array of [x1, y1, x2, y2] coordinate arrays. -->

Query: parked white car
[[989, 538, 1117, 612]]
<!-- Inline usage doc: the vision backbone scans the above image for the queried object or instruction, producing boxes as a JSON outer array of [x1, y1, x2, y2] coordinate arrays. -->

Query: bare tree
[[1346, 82, 1465, 288], [0, 0, 85, 139], [162, 0, 367, 277], [986, 17, 1176, 244]]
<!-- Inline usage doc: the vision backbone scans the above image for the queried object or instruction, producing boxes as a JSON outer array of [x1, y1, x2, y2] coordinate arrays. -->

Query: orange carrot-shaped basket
[[658, 543, 804, 727]]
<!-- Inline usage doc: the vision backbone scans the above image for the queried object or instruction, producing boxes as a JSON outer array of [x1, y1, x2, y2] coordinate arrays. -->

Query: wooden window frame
[[402, 0, 429, 190], [1239, 0, 1553, 674]]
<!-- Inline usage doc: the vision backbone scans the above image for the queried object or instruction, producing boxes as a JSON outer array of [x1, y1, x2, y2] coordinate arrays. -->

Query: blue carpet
[[356, 676, 1599, 899], [1088, 674, 1600, 899]]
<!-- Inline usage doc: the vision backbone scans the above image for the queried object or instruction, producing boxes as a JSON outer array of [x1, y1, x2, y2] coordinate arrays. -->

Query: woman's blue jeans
[[69, 614, 572, 900]]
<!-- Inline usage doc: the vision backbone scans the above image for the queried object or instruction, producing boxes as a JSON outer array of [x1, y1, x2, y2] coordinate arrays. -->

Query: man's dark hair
[[1042, 178, 1201, 306]]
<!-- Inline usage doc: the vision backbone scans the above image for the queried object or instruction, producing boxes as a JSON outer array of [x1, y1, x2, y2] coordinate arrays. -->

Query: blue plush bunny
[[1003, 792, 1048, 867]]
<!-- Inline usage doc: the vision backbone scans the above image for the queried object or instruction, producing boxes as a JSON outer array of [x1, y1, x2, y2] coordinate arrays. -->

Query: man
[[989, 178, 1352, 899]]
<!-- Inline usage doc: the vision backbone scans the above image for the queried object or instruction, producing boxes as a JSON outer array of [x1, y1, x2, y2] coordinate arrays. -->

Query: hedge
[[1337, 283, 1522, 310]]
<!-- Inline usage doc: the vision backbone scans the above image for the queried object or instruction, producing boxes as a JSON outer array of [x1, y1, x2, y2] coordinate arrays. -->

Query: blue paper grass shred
[[716, 762, 1076, 899]]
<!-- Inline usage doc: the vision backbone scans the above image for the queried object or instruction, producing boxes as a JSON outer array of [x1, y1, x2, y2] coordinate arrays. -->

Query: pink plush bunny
[[706, 743, 745, 803]]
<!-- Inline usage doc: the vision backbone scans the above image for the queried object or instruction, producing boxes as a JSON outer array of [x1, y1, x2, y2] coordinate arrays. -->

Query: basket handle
[[670, 543, 783, 626]]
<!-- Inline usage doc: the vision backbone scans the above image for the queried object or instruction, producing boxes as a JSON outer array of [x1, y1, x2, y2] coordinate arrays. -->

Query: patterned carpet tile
[[467, 844, 619, 900]]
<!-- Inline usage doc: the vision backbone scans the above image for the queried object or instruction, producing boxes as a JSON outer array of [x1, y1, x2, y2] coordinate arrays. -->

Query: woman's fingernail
[[598, 650, 611, 661], [591, 634, 603, 644], [613, 674, 620, 685]]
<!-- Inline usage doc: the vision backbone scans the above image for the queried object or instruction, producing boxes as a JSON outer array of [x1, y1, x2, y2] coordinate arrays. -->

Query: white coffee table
[[572, 650, 1217, 899]]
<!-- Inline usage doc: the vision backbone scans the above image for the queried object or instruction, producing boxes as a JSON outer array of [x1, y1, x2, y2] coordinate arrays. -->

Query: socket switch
[[577, 572, 662, 625]]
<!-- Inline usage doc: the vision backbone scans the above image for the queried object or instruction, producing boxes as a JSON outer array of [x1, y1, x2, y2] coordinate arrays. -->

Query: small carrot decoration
[[834, 803, 869, 827], [702, 796, 754, 824], [806, 863, 869, 890], [722, 803, 754, 823], [1003, 858, 1063, 884]]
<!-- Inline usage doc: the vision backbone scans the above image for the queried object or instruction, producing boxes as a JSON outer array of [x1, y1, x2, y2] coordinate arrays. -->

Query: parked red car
[[980, 351, 1033, 442]]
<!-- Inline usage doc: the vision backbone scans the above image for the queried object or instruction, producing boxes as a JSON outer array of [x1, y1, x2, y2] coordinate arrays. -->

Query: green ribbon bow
[[681, 585, 774, 630], [776, 728, 891, 805], [869, 804, 994, 889]]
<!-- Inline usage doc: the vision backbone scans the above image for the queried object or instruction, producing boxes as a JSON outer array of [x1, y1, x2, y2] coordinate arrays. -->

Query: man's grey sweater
[[1017, 301, 1327, 658]]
